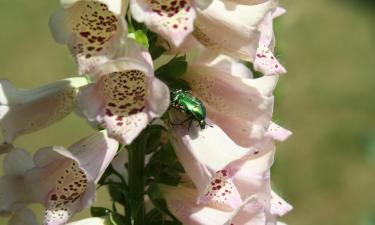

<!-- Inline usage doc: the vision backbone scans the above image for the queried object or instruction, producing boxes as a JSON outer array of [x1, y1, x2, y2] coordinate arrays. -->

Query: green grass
[[1, 0, 375, 224]]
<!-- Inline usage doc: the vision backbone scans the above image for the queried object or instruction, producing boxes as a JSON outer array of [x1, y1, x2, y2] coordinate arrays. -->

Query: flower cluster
[[0, 0, 292, 225]]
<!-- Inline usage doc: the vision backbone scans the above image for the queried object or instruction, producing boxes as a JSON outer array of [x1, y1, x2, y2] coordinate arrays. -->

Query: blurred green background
[[0, 0, 374, 225]]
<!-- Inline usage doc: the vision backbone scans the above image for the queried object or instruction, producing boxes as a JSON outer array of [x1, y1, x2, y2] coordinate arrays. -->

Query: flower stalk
[[128, 131, 147, 225]]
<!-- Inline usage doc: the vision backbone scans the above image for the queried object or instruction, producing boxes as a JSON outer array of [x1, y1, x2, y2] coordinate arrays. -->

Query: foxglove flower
[[7, 208, 39, 225], [65, 217, 107, 225], [265, 122, 292, 142], [50, 0, 128, 74], [160, 180, 291, 225], [0, 149, 34, 215], [0, 131, 118, 225], [0, 77, 88, 150], [254, 6, 287, 76], [169, 123, 276, 210], [130, 0, 213, 47], [182, 52, 280, 147], [160, 182, 259, 225], [78, 40, 170, 145], [193, 0, 286, 75], [168, 52, 292, 210], [8, 211, 108, 225], [267, 191, 293, 224], [158, 34, 200, 55]]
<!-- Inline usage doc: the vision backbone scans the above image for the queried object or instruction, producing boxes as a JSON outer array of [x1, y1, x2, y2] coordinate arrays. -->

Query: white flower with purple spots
[[78, 40, 170, 144], [193, 0, 287, 76], [50, 0, 129, 74], [0, 77, 88, 151], [180, 51, 286, 147], [254, 6, 287, 76], [160, 175, 292, 225], [169, 122, 276, 210], [167, 51, 292, 212], [0, 131, 118, 225], [130, 0, 212, 47]]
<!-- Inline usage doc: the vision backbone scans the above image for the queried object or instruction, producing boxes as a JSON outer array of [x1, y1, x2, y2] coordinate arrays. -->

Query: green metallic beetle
[[170, 89, 208, 129]]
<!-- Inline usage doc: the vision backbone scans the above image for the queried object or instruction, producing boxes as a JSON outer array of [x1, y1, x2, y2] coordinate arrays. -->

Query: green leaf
[[108, 211, 127, 225], [147, 184, 182, 225], [145, 141, 184, 186], [108, 183, 127, 205], [91, 207, 110, 217], [243, 61, 263, 78], [168, 79, 191, 91], [155, 171, 181, 186], [134, 30, 149, 48], [150, 45, 166, 60], [155, 55, 188, 83], [144, 125, 165, 154], [145, 208, 162, 225], [147, 31, 166, 60]]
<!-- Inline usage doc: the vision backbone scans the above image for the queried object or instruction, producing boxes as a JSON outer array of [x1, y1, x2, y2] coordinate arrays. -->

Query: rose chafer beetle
[[170, 89, 208, 129]]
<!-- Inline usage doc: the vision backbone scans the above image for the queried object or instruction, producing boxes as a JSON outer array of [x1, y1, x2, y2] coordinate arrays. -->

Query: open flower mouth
[[68, 2, 120, 59], [44, 161, 88, 225], [103, 70, 148, 119]]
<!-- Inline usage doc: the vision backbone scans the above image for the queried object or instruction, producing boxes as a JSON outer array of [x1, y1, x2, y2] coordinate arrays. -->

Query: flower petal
[[185, 66, 277, 122], [0, 176, 31, 215], [270, 192, 293, 217], [195, 52, 253, 78], [206, 107, 266, 147], [7, 208, 39, 225], [147, 77, 170, 118], [0, 149, 35, 215], [200, 169, 242, 210], [230, 201, 267, 225], [3, 148, 34, 176], [110, 148, 129, 182], [230, 145, 275, 200], [254, 45, 286, 76], [116, 38, 154, 69], [24, 131, 118, 225], [161, 183, 242, 225], [184, 63, 277, 146], [193, 0, 273, 61], [0, 78, 88, 143], [159, 34, 200, 55], [254, 7, 286, 76], [265, 122, 292, 142], [130, 0, 196, 46], [78, 58, 169, 144], [169, 123, 262, 209], [67, 131, 119, 183], [65, 217, 107, 225], [194, 0, 213, 9], [50, 1, 128, 74], [60, 0, 128, 16]]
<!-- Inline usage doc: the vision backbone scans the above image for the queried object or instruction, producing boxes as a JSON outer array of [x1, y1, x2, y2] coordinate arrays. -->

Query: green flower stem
[[128, 133, 147, 225]]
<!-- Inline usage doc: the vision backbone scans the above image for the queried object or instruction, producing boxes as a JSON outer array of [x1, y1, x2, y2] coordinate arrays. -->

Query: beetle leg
[[170, 116, 192, 127], [188, 118, 194, 131]]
